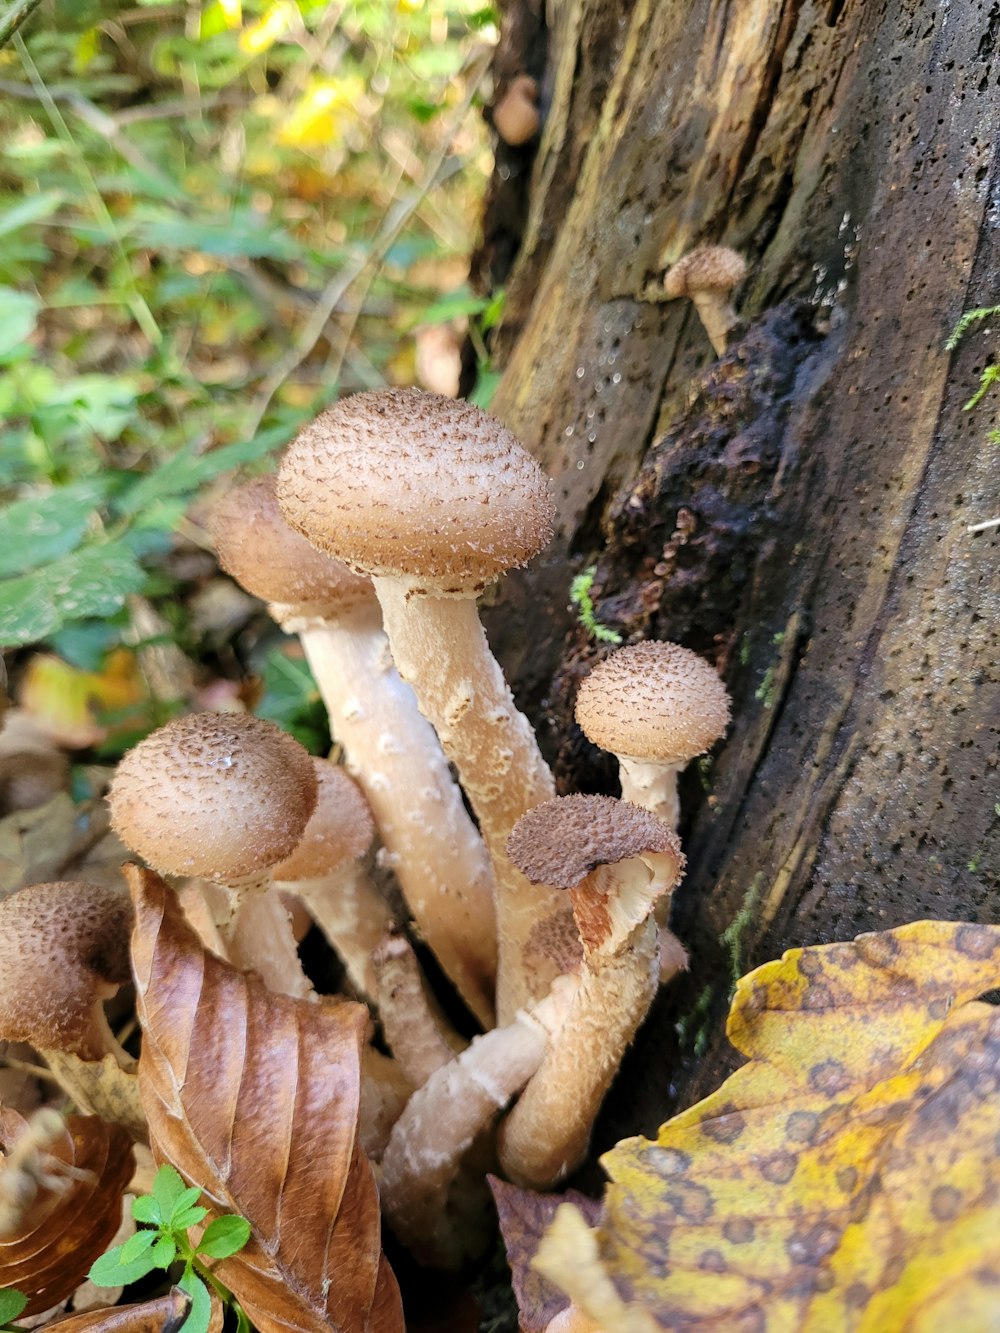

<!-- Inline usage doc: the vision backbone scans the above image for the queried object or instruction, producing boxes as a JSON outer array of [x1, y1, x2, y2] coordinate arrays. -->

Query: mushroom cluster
[[3, 387, 732, 1272]]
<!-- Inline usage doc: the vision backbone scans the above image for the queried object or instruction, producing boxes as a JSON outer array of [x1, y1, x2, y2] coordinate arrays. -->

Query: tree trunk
[[477, 0, 1000, 1147]]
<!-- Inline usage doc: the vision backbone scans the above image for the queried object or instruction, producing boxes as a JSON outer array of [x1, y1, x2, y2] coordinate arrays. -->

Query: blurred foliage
[[0, 0, 497, 745]]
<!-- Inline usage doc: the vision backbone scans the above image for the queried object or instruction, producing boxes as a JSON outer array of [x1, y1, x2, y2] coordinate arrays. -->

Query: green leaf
[[169, 1185, 206, 1224], [0, 287, 41, 359], [152, 1163, 189, 1217], [469, 367, 502, 410], [0, 191, 65, 240], [177, 1268, 212, 1333], [197, 1214, 252, 1259], [115, 424, 291, 516], [0, 1290, 28, 1325], [0, 479, 108, 579], [120, 1227, 161, 1264], [170, 1205, 209, 1231], [134, 212, 306, 262], [151, 1234, 177, 1267], [0, 542, 146, 646], [88, 1240, 163, 1286], [131, 1193, 162, 1226]]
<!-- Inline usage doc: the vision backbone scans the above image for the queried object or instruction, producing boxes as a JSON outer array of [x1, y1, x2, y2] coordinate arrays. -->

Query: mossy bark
[[478, 0, 1000, 1142]]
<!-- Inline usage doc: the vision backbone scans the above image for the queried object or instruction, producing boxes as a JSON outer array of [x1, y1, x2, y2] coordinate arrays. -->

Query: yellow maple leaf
[[535, 921, 1000, 1331], [19, 650, 143, 748]]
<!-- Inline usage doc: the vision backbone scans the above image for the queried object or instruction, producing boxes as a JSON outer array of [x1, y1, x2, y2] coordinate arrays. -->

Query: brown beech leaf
[[126, 865, 403, 1333], [45, 1289, 189, 1333], [489, 1177, 602, 1333], [0, 1108, 134, 1315], [535, 921, 1000, 1331]]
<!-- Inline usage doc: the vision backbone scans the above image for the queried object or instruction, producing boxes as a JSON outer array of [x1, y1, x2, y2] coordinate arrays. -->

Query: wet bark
[[477, 0, 1000, 1143]]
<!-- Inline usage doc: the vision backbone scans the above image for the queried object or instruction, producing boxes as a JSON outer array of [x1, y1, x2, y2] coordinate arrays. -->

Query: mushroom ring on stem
[[108, 711, 317, 999], [278, 387, 565, 1023], [499, 795, 684, 1187], [208, 474, 498, 1026]]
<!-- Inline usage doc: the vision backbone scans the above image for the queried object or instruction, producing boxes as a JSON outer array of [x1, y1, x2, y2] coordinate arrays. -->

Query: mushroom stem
[[372, 934, 465, 1087], [379, 976, 576, 1267], [534, 1205, 659, 1333], [690, 292, 737, 356], [373, 580, 563, 1022], [222, 879, 314, 1001], [277, 864, 392, 1004], [616, 756, 682, 830], [287, 602, 498, 1027]]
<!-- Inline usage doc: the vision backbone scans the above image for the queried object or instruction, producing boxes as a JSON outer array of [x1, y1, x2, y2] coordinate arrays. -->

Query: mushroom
[[534, 1204, 658, 1333], [0, 881, 144, 1134], [371, 933, 465, 1088], [574, 641, 731, 832], [208, 474, 498, 1027], [378, 974, 578, 1268], [499, 796, 684, 1188], [108, 712, 317, 999], [270, 758, 393, 1004], [493, 74, 540, 147], [661, 245, 747, 355], [277, 387, 565, 1023]]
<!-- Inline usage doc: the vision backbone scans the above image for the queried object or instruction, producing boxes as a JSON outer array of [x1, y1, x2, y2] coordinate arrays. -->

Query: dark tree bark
[[476, 0, 1000, 1147]]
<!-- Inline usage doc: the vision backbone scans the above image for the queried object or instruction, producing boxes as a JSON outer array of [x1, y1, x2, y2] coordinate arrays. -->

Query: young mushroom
[[499, 796, 684, 1188], [108, 711, 317, 999], [493, 74, 540, 146], [270, 758, 392, 1004], [278, 387, 566, 1023], [208, 475, 498, 1027], [661, 245, 747, 355]]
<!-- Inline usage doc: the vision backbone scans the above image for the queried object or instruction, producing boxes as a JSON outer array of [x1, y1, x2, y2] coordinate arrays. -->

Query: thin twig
[[967, 516, 1000, 533], [0, 0, 43, 48]]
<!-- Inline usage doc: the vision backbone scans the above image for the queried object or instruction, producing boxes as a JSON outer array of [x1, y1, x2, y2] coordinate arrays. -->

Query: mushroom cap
[[277, 387, 555, 595], [0, 881, 132, 1057], [108, 712, 318, 883], [270, 759, 374, 882], [494, 75, 540, 146], [207, 475, 373, 617], [575, 641, 731, 764], [506, 795, 683, 889], [663, 246, 747, 299]]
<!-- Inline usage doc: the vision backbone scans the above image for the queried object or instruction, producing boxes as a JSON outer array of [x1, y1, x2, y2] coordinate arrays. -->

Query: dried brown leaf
[[42, 1052, 146, 1141], [44, 1289, 189, 1333], [0, 1109, 134, 1315], [490, 1177, 602, 1333], [127, 865, 403, 1333]]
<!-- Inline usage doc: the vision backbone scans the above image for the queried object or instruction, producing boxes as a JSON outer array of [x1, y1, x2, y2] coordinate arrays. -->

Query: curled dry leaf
[[489, 1176, 602, 1333], [536, 921, 1000, 1331], [126, 865, 403, 1333], [44, 1289, 190, 1333], [0, 1108, 134, 1315]]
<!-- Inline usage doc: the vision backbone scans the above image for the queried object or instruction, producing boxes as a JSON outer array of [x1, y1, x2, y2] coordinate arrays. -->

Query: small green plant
[[569, 566, 623, 645], [88, 1163, 252, 1333], [945, 304, 1000, 410], [0, 1290, 27, 1332]]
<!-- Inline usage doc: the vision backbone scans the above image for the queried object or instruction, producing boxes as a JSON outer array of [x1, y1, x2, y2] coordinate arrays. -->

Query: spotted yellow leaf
[[535, 921, 1000, 1331]]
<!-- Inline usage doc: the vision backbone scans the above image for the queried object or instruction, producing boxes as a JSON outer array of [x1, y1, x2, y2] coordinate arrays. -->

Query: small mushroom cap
[[506, 795, 683, 889], [270, 759, 375, 882], [207, 474, 373, 617], [277, 387, 555, 594], [663, 246, 748, 299], [494, 75, 540, 146], [0, 881, 132, 1057], [108, 713, 317, 883], [575, 641, 731, 764]]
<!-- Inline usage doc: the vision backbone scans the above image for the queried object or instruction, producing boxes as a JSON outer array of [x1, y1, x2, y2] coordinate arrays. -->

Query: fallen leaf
[[45, 1289, 189, 1333], [42, 1052, 146, 1142], [19, 652, 144, 749], [0, 1109, 134, 1315], [489, 1177, 602, 1333], [127, 865, 404, 1333], [535, 921, 1000, 1331]]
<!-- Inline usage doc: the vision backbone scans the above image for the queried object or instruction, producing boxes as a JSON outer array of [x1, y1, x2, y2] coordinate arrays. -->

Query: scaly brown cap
[[271, 759, 374, 881], [494, 75, 540, 146], [575, 641, 731, 764], [277, 387, 555, 595], [663, 245, 747, 299], [0, 881, 132, 1058], [108, 712, 317, 883], [207, 474, 372, 617], [506, 795, 682, 889]]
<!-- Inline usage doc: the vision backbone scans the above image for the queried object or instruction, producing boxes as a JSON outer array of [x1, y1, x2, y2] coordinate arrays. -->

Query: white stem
[[374, 581, 564, 1022], [222, 881, 313, 1000], [691, 292, 737, 356], [379, 978, 576, 1266], [534, 1205, 659, 1333], [372, 934, 464, 1087], [275, 863, 392, 1004], [293, 606, 497, 1027], [616, 757, 681, 830]]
